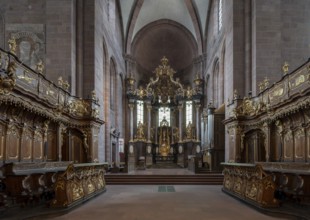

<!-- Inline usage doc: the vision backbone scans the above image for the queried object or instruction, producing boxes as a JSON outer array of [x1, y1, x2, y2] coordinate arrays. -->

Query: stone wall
[[0, 0, 126, 163], [252, 0, 310, 95]]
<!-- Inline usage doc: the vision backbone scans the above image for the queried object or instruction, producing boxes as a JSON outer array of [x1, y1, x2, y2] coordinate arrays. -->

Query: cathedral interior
[[0, 0, 310, 219]]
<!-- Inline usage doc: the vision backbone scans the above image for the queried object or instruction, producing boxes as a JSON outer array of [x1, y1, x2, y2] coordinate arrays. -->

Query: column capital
[[146, 105, 152, 111], [128, 103, 135, 109]]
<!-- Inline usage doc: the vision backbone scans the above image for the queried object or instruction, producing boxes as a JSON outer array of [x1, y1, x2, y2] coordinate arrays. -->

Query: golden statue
[[158, 117, 170, 156], [135, 121, 145, 140], [186, 121, 194, 140]]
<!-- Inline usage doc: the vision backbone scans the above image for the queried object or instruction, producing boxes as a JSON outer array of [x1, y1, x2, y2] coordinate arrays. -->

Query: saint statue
[[186, 121, 193, 139], [136, 121, 145, 140]]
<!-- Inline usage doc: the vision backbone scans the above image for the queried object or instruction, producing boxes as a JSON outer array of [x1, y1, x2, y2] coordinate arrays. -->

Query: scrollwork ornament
[[0, 61, 17, 95]]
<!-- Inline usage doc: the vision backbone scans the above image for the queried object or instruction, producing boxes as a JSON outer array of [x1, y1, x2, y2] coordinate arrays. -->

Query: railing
[[226, 59, 310, 122], [0, 48, 101, 123]]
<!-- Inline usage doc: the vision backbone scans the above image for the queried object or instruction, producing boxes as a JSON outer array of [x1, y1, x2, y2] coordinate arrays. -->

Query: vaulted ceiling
[[119, 0, 210, 75]]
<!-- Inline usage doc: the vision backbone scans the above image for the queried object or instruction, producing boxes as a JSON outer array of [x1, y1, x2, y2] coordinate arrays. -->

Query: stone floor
[[48, 185, 292, 220], [1, 168, 309, 220]]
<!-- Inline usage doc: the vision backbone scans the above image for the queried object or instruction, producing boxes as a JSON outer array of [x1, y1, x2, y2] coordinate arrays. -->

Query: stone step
[[105, 174, 223, 185]]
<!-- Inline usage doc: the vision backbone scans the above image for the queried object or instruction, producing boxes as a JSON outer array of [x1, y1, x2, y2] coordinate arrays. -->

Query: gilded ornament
[[8, 37, 17, 54], [0, 61, 17, 95], [67, 99, 90, 117], [282, 61, 289, 75], [145, 57, 184, 104], [36, 59, 44, 74]]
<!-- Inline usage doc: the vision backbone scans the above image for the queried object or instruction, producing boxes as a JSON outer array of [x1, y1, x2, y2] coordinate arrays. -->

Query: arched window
[[158, 106, 170, 125], [186, 101, 193, 126], [110, 59, 116, 110], [218, 0, 223, 32], [137, 100, 144, 124]]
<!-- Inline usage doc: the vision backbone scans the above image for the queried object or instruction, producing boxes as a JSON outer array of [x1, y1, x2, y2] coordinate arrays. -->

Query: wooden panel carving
[[307, 128, 310, 161], [283, 130, 293, 161], [20, 128, 33, 161], [51, 163, 106, 208], [222, 163, 278, 208], [47, 130, 57, 161], [0, 124, 4, 162], [33, 130, 43, 161], [6, 124, 20, 161], [294, 128, 305, 161]]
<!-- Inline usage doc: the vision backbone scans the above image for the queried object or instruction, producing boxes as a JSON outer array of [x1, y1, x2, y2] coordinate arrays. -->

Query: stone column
[[195, 103, 201, 141], [146, 103, 152, 142], [146, 102, 153, 167], [155, 107, 159, 145], [128, 103, 135, 141], [178, 102, 183, 142], [201, 108, 208, 149]]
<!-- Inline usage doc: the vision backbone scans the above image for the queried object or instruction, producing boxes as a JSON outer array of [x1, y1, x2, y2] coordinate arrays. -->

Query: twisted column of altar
[[178, 102, 183, 142], [147, 104, 152, 142], [195, 103, 201, 141]]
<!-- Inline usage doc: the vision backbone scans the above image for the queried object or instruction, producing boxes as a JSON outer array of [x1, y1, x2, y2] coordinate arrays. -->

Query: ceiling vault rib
[[185, 0, 203, 55], [125, 0, 144, 54]]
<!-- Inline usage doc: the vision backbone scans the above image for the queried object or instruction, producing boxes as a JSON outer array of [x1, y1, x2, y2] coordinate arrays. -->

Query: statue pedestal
[[177, 154, 184, 167], [146, 155, 153, 167], [128, 155, 135, 172]]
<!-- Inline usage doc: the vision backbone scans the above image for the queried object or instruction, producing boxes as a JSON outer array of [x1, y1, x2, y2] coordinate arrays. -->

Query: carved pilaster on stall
[[261, 122, 271, 162], [57, 123, 67, 162], [43, 120, 50, 161], [275, 120, 284, 162]]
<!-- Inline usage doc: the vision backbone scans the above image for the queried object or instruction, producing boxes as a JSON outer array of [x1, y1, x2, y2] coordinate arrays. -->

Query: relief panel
[[20, 128, 33, 161], [283, 130, 293, 161], [47, 131, 57, 161], [294, 128, 305, 162], [6, 125, 20, 161]]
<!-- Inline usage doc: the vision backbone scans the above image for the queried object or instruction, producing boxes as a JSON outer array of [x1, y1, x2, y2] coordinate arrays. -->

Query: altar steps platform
[[105, 173, 223, 185]]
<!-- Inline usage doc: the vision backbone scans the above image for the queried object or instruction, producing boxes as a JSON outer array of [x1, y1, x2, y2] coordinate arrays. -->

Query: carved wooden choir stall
[[222, 59, 310, 207], [0, 41, 105, 209]]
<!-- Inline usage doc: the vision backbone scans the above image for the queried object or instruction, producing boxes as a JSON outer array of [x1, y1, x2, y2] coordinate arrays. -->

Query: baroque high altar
[[126, 57, 204, 170]]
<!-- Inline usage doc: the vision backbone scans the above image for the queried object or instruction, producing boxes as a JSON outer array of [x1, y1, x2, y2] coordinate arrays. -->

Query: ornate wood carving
[[222, 163, 278, 208], [224, 59, 310, 163], [20, 126, 33, 161], [0, 48, 104, 163], [51, 163, 106, 208]]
